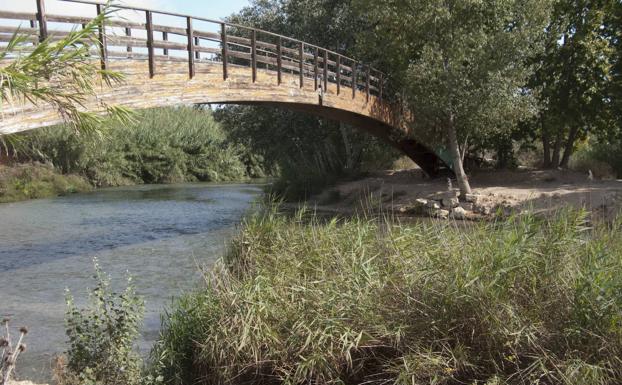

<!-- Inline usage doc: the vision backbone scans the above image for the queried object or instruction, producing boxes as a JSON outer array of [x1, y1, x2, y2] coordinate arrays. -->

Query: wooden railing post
[[314, 47, 319, 90], [146, 10, 155, 78], [162, 31, 168, 56], [336, 55, 341, 95], [96, 4, 107, 70], [221, 23, 228, 80], [323, 50, 328, 92], [366, 66, 370, 102], [195, 37, 200, 60], [276, 37, 282, 85], [352, 61, 357, 99], [35, 0, 47, 42], [379, 73, 383, 101], [187, 17, 195, 79], [125, 27, 132, 53], [299, 43, 304, 88], [251, 30, 257, 83]]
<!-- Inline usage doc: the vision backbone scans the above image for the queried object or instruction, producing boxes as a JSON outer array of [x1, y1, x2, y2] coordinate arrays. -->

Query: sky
[[0, 0, 252, 50], [0, 0, 251, 21]]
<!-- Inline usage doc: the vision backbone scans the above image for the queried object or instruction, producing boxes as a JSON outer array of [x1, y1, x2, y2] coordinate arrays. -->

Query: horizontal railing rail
[[0, 0, 385, 100]]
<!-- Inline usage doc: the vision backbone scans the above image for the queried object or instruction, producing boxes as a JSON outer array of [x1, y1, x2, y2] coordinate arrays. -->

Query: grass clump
[[0, 163, 91, 203], [151, 208, 622, 385]]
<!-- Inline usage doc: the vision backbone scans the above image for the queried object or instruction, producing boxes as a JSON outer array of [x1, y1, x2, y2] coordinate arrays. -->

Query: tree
[[530, 0, 614, 168], [0, 4, 133, 154], [356, 0, 551, 195]]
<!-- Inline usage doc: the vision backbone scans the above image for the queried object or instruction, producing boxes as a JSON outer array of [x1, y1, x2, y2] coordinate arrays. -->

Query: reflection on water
[[0, 183, 262, 382]]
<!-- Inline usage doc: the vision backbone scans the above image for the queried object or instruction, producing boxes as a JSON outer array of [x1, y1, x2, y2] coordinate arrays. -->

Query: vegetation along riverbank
[[0, 107, 268, 203], [144, 206, 622, 385]]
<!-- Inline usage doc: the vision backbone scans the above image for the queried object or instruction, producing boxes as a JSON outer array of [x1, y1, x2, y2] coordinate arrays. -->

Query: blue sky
[[0, 0, 251, 20], [157, 1, 251, 20]]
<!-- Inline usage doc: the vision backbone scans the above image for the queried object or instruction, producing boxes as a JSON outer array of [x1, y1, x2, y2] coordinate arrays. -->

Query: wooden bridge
[[0, 0, 445, 175]]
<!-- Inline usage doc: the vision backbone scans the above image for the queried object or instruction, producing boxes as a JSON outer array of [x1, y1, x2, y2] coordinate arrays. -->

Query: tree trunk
[[339, 122, 353, 171], [541, 115, 552, 168], [446, 113, 472, 196], [560, 125, 580, 168], [551, 130, 563, 168]]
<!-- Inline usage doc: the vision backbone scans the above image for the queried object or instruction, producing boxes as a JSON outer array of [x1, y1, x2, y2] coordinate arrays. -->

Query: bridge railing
[[0, 0, 385, 102]]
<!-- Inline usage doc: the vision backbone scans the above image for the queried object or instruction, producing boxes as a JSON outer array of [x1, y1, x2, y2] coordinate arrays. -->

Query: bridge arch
[[0, 0, 445, 176]]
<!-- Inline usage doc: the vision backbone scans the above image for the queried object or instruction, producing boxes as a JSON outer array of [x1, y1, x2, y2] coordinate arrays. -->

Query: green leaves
[[62, 259, 144, 385], [0, 2, 134, 154]]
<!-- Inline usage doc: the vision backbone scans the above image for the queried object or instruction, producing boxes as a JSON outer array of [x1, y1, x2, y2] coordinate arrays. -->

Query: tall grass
[[151, 208, 622, 385], [18, 107, 261, 187]]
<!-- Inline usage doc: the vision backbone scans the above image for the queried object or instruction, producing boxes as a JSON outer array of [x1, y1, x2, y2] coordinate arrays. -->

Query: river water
[[0, 183, 262, 382]]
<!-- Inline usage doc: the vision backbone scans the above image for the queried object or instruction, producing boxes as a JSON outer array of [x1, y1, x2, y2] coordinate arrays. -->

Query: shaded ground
[[307, 168, 622, 221]]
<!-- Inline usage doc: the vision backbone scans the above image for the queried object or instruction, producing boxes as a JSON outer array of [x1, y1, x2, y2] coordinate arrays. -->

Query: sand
[[307, 168, 622, 221]]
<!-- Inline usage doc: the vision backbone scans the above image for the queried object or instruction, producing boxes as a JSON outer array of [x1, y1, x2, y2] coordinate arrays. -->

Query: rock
[[475, 205, 492, 215], [450, 206, 467, 219], [435, 209, 450, 219], [464, 193, 480, 203], [442, 197, 460, 208], [460, 202, 474, 211], [427, 190, 460, 201], [426, 200, 441, 210], [415, 198, 429, 206], [398, 198, 429, 215]]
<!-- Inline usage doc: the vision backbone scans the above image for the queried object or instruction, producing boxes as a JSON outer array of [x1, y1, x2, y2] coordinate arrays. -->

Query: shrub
[[151, 207, 622, 385], [0, 163, 92, 203], [570, 141, 622, 179], [570, 146, 616, 179], [58, 260, 145, 385], [16, 107, 258, 187]]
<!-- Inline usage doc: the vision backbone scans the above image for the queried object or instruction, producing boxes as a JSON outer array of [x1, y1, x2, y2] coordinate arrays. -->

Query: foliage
[[570, 140, 622, 179], [0, 2, 133, 153], [355, 0, 551, 193], [0, 163, 91, 203], [529, 0, 616, 168], [215, 104, 398, 201], [151, 207, 622, 385], [59, 260, 144, 385], [16, 107, 258, 187]]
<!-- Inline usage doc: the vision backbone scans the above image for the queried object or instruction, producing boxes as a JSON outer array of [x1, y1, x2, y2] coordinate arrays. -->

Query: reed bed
[[151, 207, 622, 385]]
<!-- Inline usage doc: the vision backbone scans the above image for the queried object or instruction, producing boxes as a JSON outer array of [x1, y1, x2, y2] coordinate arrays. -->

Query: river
[[0, 183, 263, 382]]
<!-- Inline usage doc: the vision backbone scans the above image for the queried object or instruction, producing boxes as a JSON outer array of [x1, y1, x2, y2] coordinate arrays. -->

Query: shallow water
[[0, 183, 262, 382]]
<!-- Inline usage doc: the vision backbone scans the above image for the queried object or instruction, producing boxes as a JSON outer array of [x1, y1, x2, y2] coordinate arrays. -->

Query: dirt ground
[[307, 168, 622, 221]]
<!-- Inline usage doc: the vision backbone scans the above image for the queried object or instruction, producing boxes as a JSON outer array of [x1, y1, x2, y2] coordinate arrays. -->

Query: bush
[[58, 260, 145, 385], [570, 141, 622, 179], [151, 207, 622, 385], [0, 163, 92, 203], [17, 107, 259, 187]]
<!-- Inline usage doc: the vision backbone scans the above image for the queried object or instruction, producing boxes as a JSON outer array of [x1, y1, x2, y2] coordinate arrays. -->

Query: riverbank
[[0, 163, 92, 203], [305, 168, 622, 221], [0, 107, 268, 204]]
